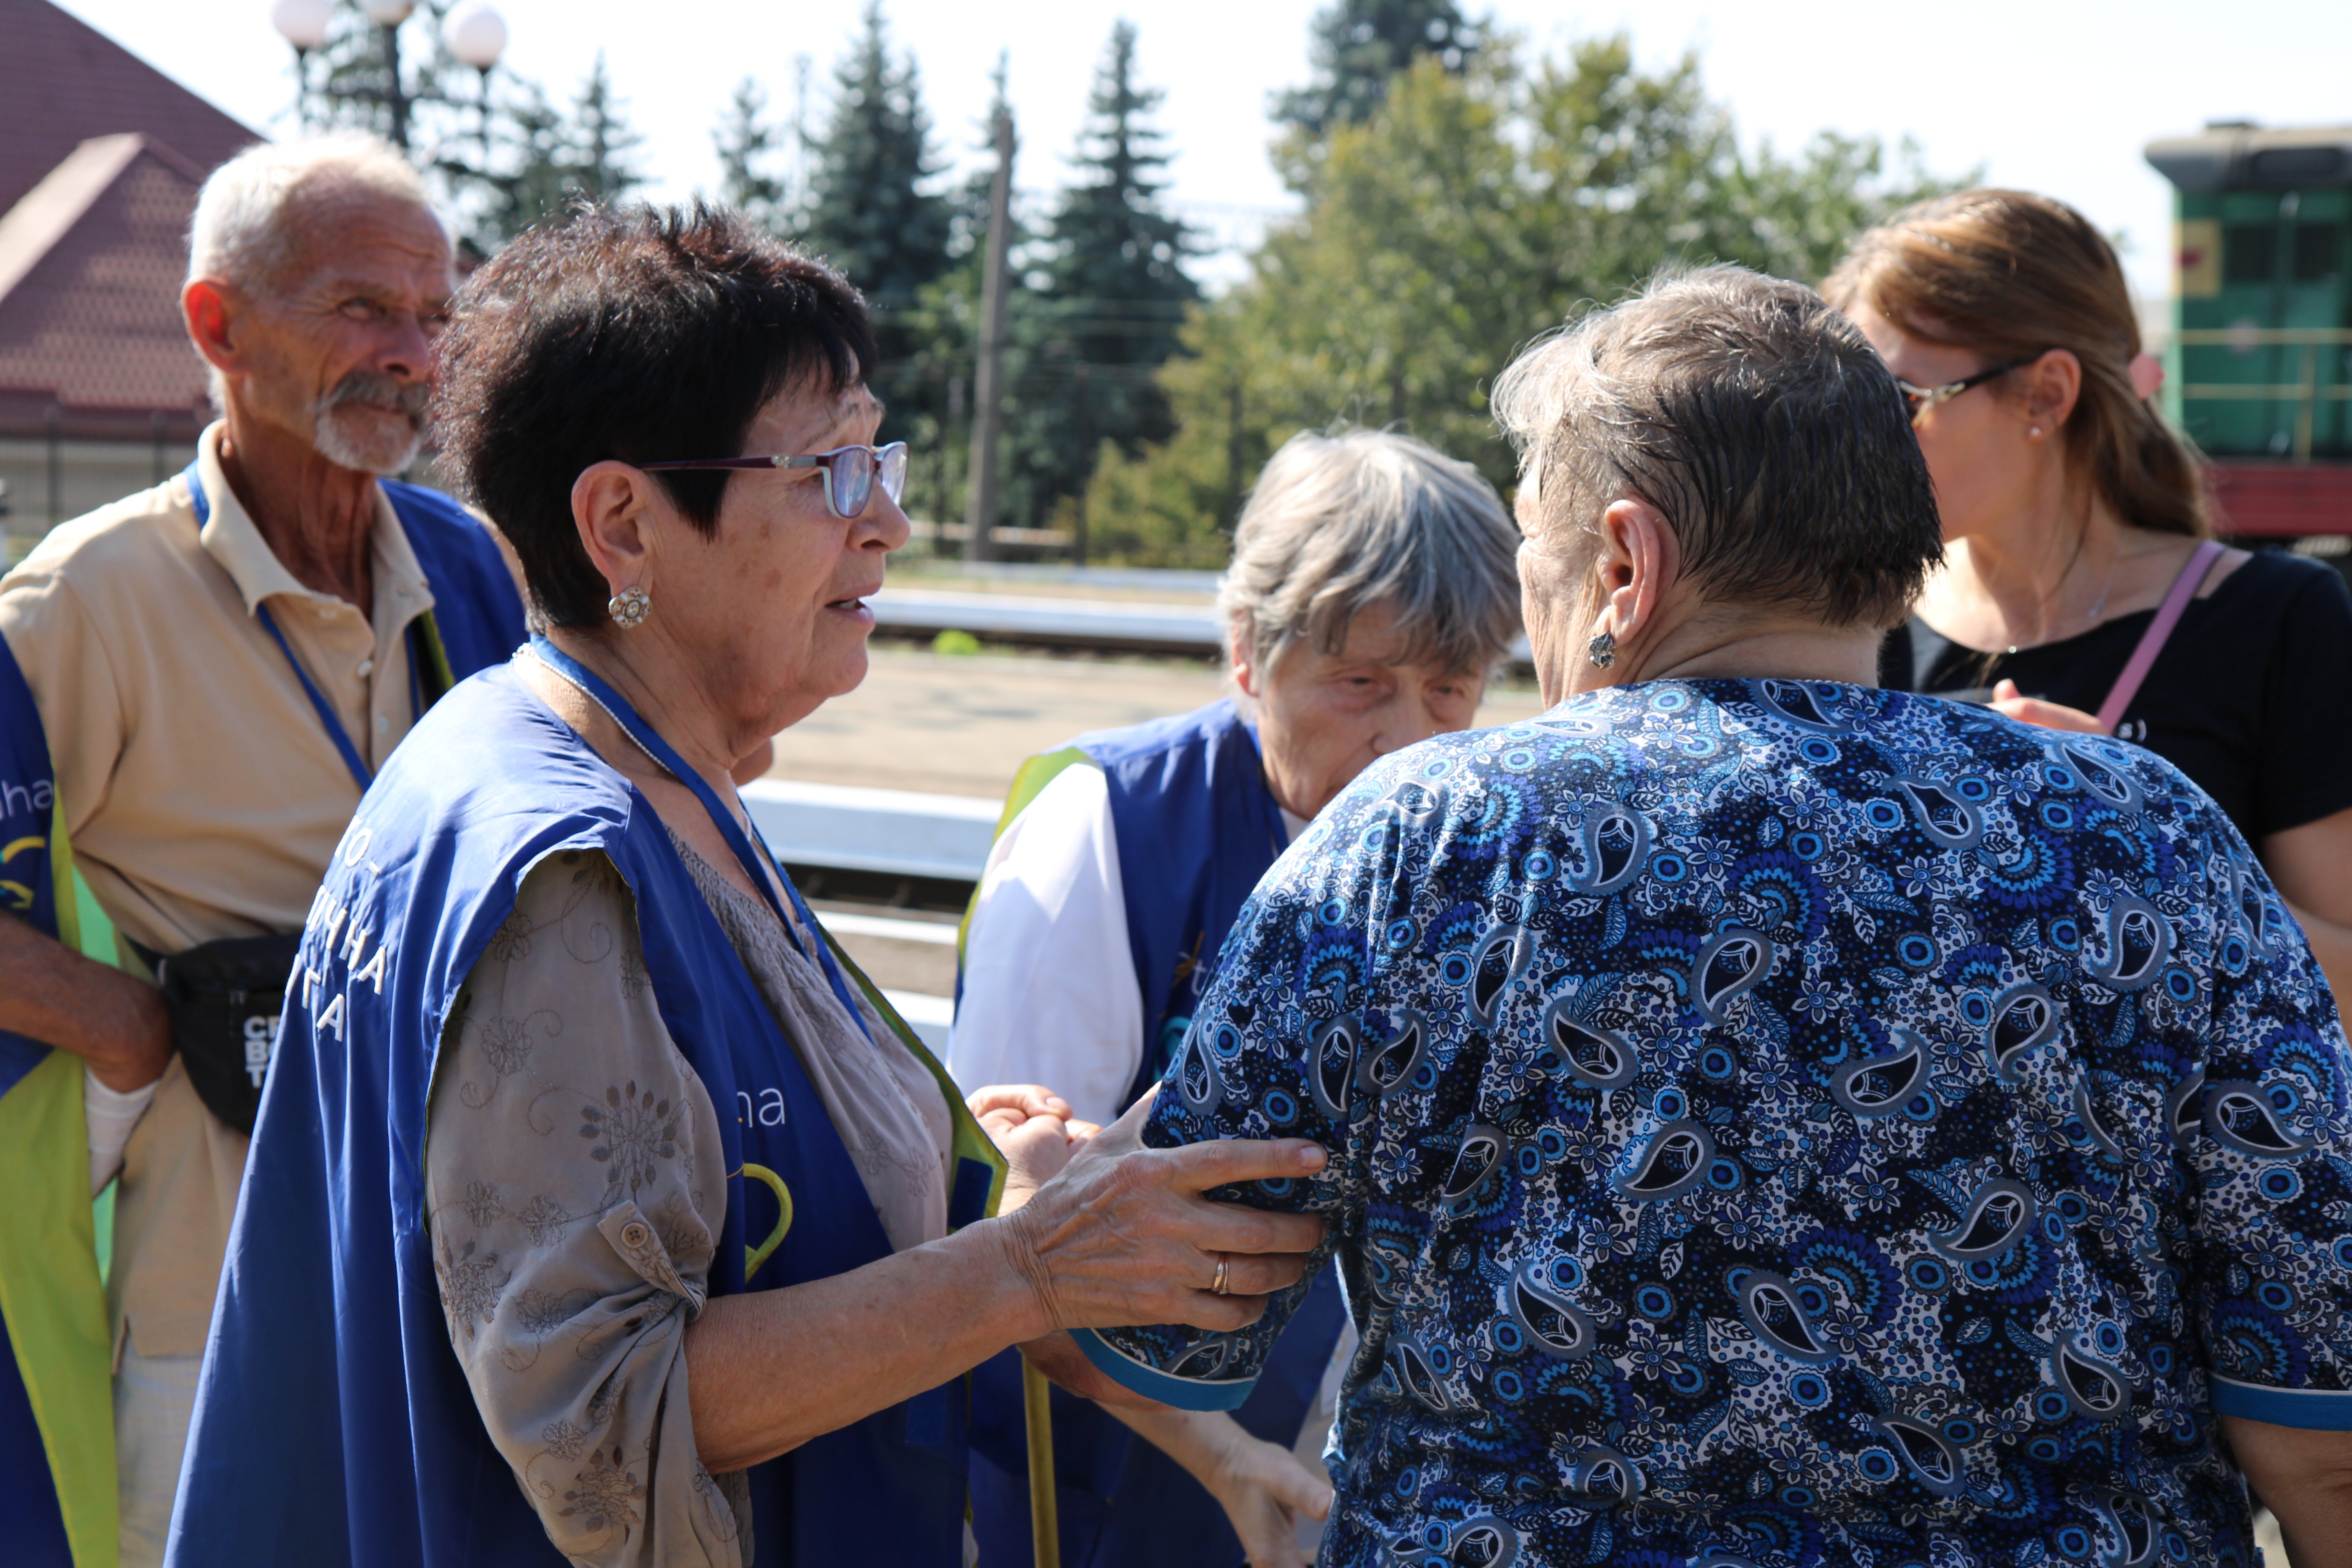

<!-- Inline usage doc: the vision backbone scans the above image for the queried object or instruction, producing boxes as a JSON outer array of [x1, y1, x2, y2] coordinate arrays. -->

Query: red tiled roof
[[0, 134, 215, 438], [0, 0, 259, 218], [0, 0, 263, 439]]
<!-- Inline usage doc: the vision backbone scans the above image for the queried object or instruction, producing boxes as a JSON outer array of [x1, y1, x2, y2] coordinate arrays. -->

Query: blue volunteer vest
[[0, 634, 99, 1568], [966, 699, 1350, 1568], [167, 659, 998, 1568], [0, 469, 525, 1568]]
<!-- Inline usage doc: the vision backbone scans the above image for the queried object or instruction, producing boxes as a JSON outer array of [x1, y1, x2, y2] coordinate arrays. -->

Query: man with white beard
[[0, 132, 524, 1568]]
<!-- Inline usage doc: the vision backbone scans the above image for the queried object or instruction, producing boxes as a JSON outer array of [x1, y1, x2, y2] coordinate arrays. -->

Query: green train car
[[2145, 123, 2352, 538]]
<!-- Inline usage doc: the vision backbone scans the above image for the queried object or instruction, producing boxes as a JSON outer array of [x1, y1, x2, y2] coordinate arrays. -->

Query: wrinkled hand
[[1203, 1425, 1333, 1568], [968, 1084, 1100, 1212], [994, 1089, 1326, 1338], [1116, 1406, 1332, 1568], [1990, 680, 2107, 735]]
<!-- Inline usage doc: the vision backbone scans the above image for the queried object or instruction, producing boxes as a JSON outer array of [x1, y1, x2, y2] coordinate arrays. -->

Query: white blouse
[[948, 763, 1303, 1129]]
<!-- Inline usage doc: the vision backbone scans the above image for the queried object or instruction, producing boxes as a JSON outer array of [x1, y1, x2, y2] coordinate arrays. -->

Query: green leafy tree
[[714, 79, 790, 234], [1002, 21, 1197, 545], [1087, 36, 1964, 565], [1273, 0, 1479, 136], [797, 2, 954, 443]]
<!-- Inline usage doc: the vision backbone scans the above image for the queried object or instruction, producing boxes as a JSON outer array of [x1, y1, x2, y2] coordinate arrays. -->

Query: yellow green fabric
[[956, 747, 1097, 965], [822, 928, 1008, 1223], [67, 861, 129, 1290], [0, 812, 125, 1567], [0, 1051, 118, 1568]]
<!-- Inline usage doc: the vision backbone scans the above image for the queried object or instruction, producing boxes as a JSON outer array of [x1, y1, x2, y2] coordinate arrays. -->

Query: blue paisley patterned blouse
[[1076, 679, 2352, 1568]]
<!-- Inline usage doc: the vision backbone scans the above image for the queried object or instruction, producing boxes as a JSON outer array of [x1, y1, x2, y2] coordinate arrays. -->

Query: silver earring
[[1586, 628, 1617, 669], [608, 584, 651, 628]]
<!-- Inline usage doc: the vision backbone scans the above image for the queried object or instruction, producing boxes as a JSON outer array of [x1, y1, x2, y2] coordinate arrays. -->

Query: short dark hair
[[1493, 265, 1941, 629], [432, 203, 877, 627]]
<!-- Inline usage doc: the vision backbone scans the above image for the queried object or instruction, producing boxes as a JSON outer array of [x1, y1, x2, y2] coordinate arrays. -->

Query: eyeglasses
[[1893, 360, 2033, 425], [639, 442, 909, 519]]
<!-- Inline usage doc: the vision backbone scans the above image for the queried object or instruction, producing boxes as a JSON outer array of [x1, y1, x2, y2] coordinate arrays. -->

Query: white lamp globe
[[270, 0, 333, 51], [443, 2, 509, 70], [358, 0, 416, 25]]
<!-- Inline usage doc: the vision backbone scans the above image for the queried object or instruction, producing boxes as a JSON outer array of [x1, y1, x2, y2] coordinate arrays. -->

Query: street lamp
[[444, 1, 507, 69], [443, 2, 508, 149], [270, 0, 510, 155], [359, 0, 420, 149], [269, 0, 332, 126]]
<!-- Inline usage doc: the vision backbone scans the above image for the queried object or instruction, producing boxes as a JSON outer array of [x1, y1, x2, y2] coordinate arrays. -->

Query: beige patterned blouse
[[423, 838, 952, 1567]]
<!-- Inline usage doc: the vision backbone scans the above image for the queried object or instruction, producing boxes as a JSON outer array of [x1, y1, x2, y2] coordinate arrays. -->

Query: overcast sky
[[52, 0, 2352, 300]]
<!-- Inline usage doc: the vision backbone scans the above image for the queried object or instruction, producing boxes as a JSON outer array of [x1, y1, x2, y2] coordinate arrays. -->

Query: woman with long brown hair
[[1828, 189, 2352, 1011]]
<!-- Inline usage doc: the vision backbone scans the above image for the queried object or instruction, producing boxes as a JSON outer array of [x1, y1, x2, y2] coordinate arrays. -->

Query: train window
[[2223, 225, 2278, 285], [2292, 223, 2342, 282], [2249, 147, 2346, 182]]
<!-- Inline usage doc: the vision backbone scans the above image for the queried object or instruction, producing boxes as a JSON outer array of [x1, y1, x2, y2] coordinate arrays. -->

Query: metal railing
[[739, 779, 1000, 1050]]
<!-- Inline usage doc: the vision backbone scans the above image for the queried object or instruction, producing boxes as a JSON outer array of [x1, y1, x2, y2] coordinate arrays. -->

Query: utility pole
[[964, 62, 1016, 563]]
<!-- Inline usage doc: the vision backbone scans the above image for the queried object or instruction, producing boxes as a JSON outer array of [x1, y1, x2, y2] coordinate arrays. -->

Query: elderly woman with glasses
[[1041, 267, 2352, 1565], [951, 430, 1522, 1568], [162, 207, 1328, 1568]]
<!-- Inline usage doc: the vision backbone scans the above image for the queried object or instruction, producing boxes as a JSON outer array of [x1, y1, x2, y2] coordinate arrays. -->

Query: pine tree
[[469, 82, 575, 243], [1005, 21, 1196, 537], [461, 59, 645, 242], [796, 3, 953, 445], [565, 54, 645, 206], [1044, 22, 1194, 380], [1274, 0, 1479, 136], [714, 79, 789, 234], [798, 3, 952, 313]]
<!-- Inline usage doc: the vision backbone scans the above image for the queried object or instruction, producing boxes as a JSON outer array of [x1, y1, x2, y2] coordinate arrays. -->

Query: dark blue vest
[[167, 666, 978, 1567], [0, 635, 63, 1108], [968, 700, 1349, 1568], [0, 635, 75, 1568], [2, 470, 524, 1568]]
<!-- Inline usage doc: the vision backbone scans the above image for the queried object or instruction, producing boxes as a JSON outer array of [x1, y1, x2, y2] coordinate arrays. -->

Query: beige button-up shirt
[[0, 421, 439, 1357]]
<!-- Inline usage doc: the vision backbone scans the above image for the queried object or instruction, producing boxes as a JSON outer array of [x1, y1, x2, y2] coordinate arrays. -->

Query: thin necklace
[[2084, 537, 2122, 624], [2005, 519, 2094, 655]]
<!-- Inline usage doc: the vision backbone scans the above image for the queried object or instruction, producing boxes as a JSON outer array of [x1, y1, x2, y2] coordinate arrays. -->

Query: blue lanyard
[[254, 603, 373, 791], [185, 463, 388, 795], [526, 634, 878, 1043]]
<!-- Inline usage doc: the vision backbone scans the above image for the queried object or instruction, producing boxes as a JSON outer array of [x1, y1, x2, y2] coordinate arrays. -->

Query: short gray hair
[[1218, 429, 1521, 676], [1491, 265, 1940, 629], [187, 132, 437, 291]]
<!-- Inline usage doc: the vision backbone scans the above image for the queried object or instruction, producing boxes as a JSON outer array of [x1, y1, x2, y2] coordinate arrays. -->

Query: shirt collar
[[191, 421, 435, 624]]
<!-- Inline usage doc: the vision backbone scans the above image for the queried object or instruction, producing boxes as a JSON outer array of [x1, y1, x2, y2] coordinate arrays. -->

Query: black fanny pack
[[130, 933, 302, 1136]]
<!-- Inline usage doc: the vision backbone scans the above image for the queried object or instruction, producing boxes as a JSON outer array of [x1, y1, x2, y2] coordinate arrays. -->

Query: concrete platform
[[770, 646, 1551, 1019], [767, 645, 1548, 801]]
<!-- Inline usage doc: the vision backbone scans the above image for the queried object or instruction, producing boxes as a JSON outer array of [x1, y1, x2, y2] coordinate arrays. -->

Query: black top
[[1879, 548, 2352, 846]]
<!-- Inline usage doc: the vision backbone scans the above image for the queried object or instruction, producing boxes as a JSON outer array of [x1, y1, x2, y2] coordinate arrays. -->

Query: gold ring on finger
[[1211, 1253, 1231, 1296]]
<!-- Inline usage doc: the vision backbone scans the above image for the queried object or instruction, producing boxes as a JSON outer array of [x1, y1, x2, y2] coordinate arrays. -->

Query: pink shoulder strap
[[2095, 538, 2226, 734]]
